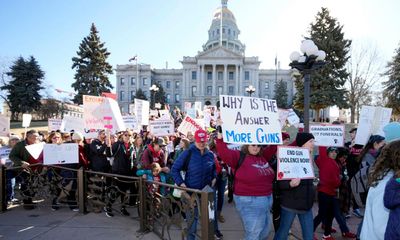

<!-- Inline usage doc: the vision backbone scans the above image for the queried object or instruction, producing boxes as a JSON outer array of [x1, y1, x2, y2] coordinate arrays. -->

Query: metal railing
[[0, 165, 214, 240]]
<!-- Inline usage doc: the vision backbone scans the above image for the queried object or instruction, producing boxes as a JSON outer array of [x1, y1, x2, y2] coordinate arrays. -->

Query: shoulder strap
[[236, 151, 246, 172], [182, 149, 192, 172]]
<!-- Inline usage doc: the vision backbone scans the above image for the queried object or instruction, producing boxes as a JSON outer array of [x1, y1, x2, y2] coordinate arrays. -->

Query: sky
[[1, 0, 400, 101]]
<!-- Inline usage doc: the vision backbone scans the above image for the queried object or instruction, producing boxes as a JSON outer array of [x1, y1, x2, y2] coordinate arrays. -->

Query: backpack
[[232, 151, 246, 190], [350, 160, 371, 207]]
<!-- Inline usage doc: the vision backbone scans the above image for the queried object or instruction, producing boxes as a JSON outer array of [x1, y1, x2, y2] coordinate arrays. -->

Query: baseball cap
[[194, 129, 208, 143]]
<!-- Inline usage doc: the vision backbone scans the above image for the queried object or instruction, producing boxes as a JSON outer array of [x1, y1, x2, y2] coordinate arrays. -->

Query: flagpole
[[136, 56, 139, 92], [275, 54, 278, 84], [220, 1, 223, 46]]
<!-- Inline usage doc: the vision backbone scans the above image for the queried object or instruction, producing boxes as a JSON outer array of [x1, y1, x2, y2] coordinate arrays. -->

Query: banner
[[61, 115, 85, 133], [122, 115, 139, 132], [219, 95, 282, 145], [83, 95, 126, 138], [134, 99, 150, 126], [25, 142, 45, 160], [310, 124, 345, 147], [355, 106, 392, 145], [287, 109, 300, 125], [43, 143, 79, 165], [177, 116, 204, 136], [48, 119, 62, 132], [149, 120, 174, 137], [0, 115, 10, 137], [277, 146, 314, 180]]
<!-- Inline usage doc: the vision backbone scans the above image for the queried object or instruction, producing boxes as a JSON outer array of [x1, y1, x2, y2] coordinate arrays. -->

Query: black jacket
[[109, 141, 132, 175], [89, 139, 110, 172], [278, 179, 315, 211]]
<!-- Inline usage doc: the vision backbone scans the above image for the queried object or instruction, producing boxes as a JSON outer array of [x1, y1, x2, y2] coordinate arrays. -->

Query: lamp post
[[245, 85, 256, 97], [289, 39, 326, 133], [149, 84, 159, 109]]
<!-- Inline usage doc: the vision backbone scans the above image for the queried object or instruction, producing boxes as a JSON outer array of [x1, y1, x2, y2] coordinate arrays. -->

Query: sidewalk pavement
[[0, 200, 362, 240]]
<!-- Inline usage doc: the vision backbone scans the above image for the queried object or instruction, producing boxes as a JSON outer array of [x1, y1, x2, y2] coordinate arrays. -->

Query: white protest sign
[[149, 110, 158, 117], [159, 110, 171, 120], [129, 103, 135, 114], [355, 106, 392, 145], [83, 95, 126, 138], [278, 109, 289, 129], [155, 103, 162, 109], [149, 120, 174, 137], [203, 109, 212, 128], [122, 115, 139, 132], [134, 99, 150, 126], [287, 109, 300, 125], [310, 124, 345, 147], [22, 114, 32, 128], [43, 143, 79, 165], [177, 116, 204, 136], [184, 102, 192, 111], [219, 95, 282, 145], [48, 119, 62, 132], [25, 142, 45, 160], [277, 146, 314, 180], [61, 115, 85, 133], [194, 102, 202, 114], [0, 115, 10, 137], [0, 146, 12, 166], [186, 108, 196, 119]]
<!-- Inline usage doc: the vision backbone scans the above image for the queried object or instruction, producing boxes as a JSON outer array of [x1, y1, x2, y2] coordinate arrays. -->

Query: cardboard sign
[[25, 142, 45, 160], [43, 143, 79, 165], [22, 114, 32, 128], [277, 146, 314, 180], [61, 115, 85, 133], [0, 115, 10, 137], [122, 115, 139, 132], [134, 99, 150, 126], [287, 109, 300, 125], [149, 120, 174, 137], [83, 95, 126, 138], [219, 95, 282, 145], [310, 124, 345, 147], [177, 116, 204, 136], [355, 106, 392, 145], [48, 119, 62, 132]]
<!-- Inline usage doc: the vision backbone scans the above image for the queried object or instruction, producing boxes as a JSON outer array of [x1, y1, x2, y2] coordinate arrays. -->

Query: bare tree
[[0, 57, 12, 112], [346, 43, 384, 123]]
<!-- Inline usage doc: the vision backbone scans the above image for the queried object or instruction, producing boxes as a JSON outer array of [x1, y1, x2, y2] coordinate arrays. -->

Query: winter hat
[[282, 132, 290, 141], [9, 135, 20, 141], [194, 129, 208, 143], [72, 131, 84, 141], [383, 122, 400, 143], [327, 147, 338, 154], [367, 135, 385, 145], [295, 132, 315, 147]]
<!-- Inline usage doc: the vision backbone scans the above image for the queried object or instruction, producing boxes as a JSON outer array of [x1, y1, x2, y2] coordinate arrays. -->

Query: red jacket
[[216, 138, 274, 196], [316, 146, 341, 196]]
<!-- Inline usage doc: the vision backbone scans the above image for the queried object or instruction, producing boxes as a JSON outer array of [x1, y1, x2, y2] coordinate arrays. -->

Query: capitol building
[[116, 0, 295, 113]]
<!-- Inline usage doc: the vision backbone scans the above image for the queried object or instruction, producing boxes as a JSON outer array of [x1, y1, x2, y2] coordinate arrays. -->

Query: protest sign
[[134, 99, 150, 126], [186, 108, 196, 119], [355, 106, 392, 145], [310, 124, 345, 147], [122, 115, 139, 132], [177, 116, 204, 136], [0, 115, 10, 137], [184, 102, 192, 111], [83, 95, 125, 138], [43, 143, 79, 165], [149, 120, 174, 137], [278, 109, 289, 128], [61, 115, 85, 133], [22, 114, 32, 128], [149, 110, 158, 117], [159, 110, 171, 120], [25, 142, 45, 160], [0, 146, 11, 166], [287, 109, 300, 125], [277, 146, 314, 180], [219, 95, 282, 145], [194, 102, 202, 113], [129, 103, 135, 114], [48, 119, 62, 132]]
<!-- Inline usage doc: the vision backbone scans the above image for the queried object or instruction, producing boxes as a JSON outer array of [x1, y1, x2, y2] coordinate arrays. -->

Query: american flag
[[129, 55, 137, 62]]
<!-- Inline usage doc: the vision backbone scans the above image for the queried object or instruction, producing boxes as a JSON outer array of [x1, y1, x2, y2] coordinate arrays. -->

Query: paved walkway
[[0, 200, 362, 240]]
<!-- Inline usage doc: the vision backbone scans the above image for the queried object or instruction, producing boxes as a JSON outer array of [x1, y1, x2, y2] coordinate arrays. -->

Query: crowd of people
[[1, 108, 400, 240]]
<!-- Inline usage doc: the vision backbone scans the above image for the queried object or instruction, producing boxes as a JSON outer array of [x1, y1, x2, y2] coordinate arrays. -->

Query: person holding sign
[[216, 131, 275, 240], [274, 133, 316, 240]]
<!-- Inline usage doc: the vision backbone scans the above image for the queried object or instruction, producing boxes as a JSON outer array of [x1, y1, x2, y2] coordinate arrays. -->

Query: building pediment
[[197, 46, 243, 59]]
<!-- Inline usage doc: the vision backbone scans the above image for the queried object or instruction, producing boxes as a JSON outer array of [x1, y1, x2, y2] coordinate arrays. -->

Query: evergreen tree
[[274, 79, 288, 109], [154, 83, 167, 108], [71, 23, 113, 104], [1, 56, 44, 120], [383, 43, 400, 114], [294, 7, 351, 121], [132, 88, 148, 102]]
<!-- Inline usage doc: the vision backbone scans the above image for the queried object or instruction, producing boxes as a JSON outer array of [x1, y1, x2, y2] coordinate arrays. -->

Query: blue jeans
[[6, 170, 15, 201], [216, 174, 227, 212], [234, 194, 273, 240], [186, 205, 199, 240], [274, 207, 314, 240]]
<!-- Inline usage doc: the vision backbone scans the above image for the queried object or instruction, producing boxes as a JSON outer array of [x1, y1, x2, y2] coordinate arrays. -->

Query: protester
[[0, 135, 20, 204], [274, 132, 316, 240], [171, 129, 217, 240], [89, 130, 111, 172], [141, 137, 169, 173], [137, 162, 169, 196], [216, 130, 275, 240]]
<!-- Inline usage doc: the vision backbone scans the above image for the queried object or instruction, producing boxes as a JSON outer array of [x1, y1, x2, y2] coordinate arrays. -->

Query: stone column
[[202, 64, 206, 97], [223, 64, 228, 94], [212, 64, 216, 96], [197, 65, 201, 99], [235, 64, 239, 95]]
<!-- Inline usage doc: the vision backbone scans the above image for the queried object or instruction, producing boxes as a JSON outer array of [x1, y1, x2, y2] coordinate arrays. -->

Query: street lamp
[[149, 84, 159, 109], [289, 39, 326, 133], [245, 85, 256, 97]]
